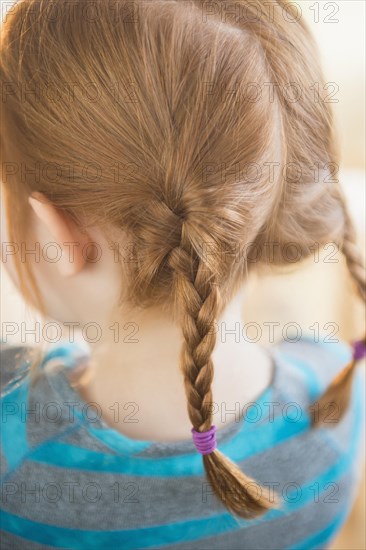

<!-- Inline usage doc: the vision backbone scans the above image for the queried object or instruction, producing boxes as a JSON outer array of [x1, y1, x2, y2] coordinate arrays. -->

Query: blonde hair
[[1, 0, 365, 519]]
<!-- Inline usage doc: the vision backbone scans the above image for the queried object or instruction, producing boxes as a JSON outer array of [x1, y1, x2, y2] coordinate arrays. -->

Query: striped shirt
[[0, 336, 364, 549]]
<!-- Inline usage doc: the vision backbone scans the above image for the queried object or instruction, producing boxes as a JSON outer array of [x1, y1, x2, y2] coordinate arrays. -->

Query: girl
[[0, 0, 365, 548]]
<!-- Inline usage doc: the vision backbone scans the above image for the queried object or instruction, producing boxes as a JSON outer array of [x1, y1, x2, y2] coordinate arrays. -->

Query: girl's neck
[[71, 287, 274, 442]]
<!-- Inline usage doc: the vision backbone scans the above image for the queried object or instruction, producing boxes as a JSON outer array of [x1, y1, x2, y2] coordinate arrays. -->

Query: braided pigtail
[[167, 223, 278, 519], [310, 198, 366, 427]]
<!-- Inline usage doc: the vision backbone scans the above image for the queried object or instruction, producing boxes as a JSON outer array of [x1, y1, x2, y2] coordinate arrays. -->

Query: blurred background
[[1, 1, 365, 548]]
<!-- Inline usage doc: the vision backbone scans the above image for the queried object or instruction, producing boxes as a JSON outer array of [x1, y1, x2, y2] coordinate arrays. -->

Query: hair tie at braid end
[[191, 426, 217, 455], [352, 339, 366, 361]]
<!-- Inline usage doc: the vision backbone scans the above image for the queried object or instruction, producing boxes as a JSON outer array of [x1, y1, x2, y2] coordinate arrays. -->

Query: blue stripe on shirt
[[27, 403, 310, 477]]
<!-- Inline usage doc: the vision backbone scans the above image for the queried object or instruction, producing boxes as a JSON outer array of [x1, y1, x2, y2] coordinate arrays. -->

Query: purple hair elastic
[[352, 339, 366, 361], [191, 425, 217, 455]]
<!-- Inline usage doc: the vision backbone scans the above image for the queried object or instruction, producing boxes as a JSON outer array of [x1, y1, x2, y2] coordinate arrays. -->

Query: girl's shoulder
[[272, 333, 355, 402], [0, 341, 36, 480], [272, 333, 365, 457], [0, 341, 35, 397], [0, 340, 90, 480], [0, 340, 90, 395]]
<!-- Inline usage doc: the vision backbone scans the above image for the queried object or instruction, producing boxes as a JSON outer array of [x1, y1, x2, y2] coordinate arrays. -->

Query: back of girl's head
[[1, 0, 365, 520]]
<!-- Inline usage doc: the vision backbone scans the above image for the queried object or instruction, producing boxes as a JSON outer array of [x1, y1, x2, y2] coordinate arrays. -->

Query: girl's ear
[[28, 191, 90, 277]]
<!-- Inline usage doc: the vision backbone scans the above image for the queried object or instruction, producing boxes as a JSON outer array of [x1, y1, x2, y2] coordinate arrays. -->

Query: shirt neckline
[[39, 341, 278, 457]]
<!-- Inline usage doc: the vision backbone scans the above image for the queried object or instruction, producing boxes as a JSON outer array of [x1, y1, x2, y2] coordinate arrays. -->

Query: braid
[[310, 197, 366, 427], [167, 224, 278, 519], [341, 201, 366, 303], [168, 243, 217, 430]]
